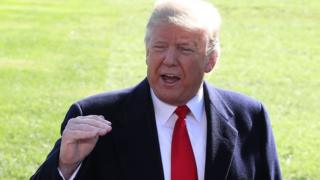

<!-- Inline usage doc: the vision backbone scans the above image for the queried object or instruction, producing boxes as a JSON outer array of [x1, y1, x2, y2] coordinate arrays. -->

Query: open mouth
[[161, 74, 181, 84]]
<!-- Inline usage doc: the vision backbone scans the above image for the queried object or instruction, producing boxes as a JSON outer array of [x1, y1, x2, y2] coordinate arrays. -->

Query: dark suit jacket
[[31, 79, 281, 180]]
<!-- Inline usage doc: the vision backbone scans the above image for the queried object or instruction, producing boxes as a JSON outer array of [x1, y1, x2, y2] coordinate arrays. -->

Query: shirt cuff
[[57, 163, 82, 180]]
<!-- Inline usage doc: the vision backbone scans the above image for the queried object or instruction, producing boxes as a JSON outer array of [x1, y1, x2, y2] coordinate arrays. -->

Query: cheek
[[146, 53, 155, 66], [146, 57, 150, 66], [181, 59, 206, 81], [184, 57, 203, 71], [147, 57, 159, 75], [148, 53, 163, 66]]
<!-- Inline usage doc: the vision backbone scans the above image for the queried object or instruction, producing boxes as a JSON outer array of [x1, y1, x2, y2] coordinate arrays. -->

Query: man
[[31, 0, 282, 179]]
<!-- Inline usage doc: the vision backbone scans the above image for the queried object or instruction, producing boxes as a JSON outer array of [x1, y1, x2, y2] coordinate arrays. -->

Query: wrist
[[58, 159, 81, 179]]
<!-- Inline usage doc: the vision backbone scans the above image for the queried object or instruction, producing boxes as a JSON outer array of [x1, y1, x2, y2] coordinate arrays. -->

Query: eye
[[154, 45, 164, 49], [152, 45, 166, 52], [182, 48, 192, 52], [180, 47, 194, 54]]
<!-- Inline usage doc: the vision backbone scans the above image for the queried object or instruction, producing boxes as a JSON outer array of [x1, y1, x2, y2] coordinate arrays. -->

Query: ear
[[145, 47, 150, 65], [204, 51, 218, 73]]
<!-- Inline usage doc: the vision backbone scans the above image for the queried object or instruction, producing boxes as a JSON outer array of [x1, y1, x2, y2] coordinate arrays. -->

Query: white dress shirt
[[151, 87, 207, 180], [59, 87, 207, 180]]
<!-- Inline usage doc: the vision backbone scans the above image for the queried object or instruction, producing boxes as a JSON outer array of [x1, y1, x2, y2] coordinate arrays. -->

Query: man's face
[[146, 23, 216, 105]]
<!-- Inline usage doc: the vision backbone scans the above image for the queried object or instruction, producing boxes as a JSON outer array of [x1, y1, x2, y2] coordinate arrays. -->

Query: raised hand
[[58, 115, 112, 179]]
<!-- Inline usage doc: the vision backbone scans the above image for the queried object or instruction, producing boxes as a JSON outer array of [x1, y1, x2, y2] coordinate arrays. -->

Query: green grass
[[0, 0, 319, 179]]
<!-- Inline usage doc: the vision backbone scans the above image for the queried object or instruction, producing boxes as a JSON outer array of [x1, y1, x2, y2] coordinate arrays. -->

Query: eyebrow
[[153, 41, 167, 44], [177, 41, 198, 49], [151, 39, 199, 48], [178, 42, 194, 46]]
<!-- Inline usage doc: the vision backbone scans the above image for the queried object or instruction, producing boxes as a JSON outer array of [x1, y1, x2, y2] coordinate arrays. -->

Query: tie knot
[[175, 105, 190, 119]]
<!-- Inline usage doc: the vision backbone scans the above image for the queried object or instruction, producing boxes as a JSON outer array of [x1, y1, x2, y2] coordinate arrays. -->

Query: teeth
[[161, 74, 180, 84], [163, 74, 177, 78]]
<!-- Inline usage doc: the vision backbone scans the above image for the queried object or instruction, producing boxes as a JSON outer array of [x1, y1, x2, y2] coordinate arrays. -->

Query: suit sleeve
[[259, 103, 282, 180], [30, 103, 83, 180]]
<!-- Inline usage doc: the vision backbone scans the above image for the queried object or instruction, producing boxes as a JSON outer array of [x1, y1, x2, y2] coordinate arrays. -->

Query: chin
[[161, 94, 187, 106], [156, 93, 177, 105]]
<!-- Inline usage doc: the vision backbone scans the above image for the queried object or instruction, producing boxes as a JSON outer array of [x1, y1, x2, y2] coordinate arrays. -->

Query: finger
[[87, 115, 112, 126], [69, 123, 102, 131], [77, 115, 111, 126], [64, 129, 102, 140], [65, 125, 110, 139], [69, 117, 111, 130], [82, 115, 105, 120], [68, 123, 112, 134], [63, 125, 112, 141]]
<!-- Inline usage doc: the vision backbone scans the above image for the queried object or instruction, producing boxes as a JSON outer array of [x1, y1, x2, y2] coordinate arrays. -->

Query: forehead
[[149, 23, 206, 45]]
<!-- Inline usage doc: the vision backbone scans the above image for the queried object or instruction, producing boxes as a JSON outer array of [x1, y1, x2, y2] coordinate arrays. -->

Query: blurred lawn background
[[0, 0, 319, 179]]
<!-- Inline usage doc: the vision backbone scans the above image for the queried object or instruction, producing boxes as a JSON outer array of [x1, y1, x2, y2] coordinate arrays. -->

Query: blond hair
[[145, 0, 221, 56]]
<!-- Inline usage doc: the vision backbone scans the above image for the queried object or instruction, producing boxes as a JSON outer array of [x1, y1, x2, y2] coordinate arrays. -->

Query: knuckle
[[61, 129, 70, 137]]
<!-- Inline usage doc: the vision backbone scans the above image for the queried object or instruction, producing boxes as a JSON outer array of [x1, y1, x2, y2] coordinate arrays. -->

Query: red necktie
[[171, 105, 198, 180]]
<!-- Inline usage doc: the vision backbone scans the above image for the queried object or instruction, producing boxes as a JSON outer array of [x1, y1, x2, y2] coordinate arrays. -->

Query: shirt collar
[[150, 85, 205, 125], [186, 85, 204, 123]]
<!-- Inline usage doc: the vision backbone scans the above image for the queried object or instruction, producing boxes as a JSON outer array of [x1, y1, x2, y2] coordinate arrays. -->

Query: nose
[[163, 47, 178, 66]]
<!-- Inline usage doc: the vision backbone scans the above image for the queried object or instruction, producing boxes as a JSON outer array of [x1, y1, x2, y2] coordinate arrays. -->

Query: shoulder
[[218, 88, 261, 110], [204, 82, 271, 135], [76, 88, 132, 110], [66, 88, 133, 117], [204, 82, 264, 116], [204, 83, 272, 143], [73, 79, 150, 115]]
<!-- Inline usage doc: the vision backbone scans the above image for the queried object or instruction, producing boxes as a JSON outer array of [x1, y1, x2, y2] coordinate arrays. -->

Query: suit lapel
[[114, 80, 237, 180], [203, 83, 238, 180], [115, 79, 164, 180]]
